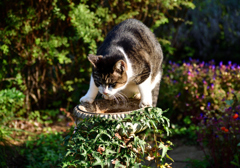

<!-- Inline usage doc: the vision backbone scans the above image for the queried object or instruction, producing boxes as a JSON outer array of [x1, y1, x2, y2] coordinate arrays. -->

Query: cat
[[80, 19, 163, 107]]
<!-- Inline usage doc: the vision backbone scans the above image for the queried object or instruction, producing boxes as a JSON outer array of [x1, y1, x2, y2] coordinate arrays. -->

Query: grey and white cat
[[80, 19, 163, 107]]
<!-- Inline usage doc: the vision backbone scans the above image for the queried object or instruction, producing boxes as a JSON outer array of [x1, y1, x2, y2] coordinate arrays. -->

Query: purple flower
[[176, 92, 181, 98], [204, 116, 207, 123], [220, 61, 223, 66], [238, 66, 240, 70], [169, 60, 172, 64], [212, 65, 215, 70], [203, 80, 207, 85], [211, 84, 214, 89], [189, 57, 192, 61], [208, 102, 211, 107], [228, 61, 232, 65]]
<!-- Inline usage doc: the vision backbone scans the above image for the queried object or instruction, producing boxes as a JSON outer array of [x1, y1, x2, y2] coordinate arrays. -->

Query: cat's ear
[[113, 60, 127, 74], [88, 54, 103, 68]]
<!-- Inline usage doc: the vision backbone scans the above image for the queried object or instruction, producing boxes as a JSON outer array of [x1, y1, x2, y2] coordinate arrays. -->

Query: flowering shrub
[[198, 96, 240, 167], [159, 59, 240, 124], [158, 59, 240, 167]]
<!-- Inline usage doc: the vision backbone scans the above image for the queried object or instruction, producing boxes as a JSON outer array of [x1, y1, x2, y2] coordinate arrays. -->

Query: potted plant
[[62, 99, 173, 167]]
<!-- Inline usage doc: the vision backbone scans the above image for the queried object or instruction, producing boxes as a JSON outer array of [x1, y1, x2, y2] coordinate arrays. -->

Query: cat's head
[[88, 54, 128, 98]]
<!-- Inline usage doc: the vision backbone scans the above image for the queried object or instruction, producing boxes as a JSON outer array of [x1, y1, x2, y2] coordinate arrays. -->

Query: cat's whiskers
[[115, 92, 128, 104], [119, 92, 128, 100], [111, 95, 120, 105]]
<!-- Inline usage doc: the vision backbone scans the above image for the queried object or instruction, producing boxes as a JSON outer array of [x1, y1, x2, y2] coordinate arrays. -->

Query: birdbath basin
[[73, 98, 147, 136]]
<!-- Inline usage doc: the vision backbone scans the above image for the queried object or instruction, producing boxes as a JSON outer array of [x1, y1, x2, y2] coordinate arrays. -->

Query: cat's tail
[[152, 79, 160, 107]]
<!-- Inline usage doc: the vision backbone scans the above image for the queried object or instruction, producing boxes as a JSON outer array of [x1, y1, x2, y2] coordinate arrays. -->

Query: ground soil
[[1, 110, 74, 167]]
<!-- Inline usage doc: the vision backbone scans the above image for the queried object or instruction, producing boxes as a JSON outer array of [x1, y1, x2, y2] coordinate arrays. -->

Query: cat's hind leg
[[80, 75, 98, 103], [138, 76, 152, 108], [151, 71, 162, 107]]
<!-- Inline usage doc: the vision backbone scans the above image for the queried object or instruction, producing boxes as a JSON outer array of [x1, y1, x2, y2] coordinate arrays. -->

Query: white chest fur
[[121, 81, 139, 97]]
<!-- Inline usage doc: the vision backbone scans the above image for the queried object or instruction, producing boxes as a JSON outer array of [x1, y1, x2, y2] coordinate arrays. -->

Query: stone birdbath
[[72, 98, 147, 137]]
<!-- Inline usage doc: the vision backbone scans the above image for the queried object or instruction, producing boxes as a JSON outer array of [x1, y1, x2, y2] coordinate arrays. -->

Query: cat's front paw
[[139, 99, 152, 108], [133, 93, 141, 100], [80, 96, 94, 104]]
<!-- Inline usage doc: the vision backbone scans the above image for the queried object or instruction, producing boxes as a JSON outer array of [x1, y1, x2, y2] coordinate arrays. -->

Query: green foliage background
[[169, 0, 240, 63], [0, 0, 194, 116]]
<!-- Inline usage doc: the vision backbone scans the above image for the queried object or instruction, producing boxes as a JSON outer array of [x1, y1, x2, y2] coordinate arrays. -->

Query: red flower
[[221, 127, 229, 133], [233, 113, 239, 120], [224, 128, 229, 133]]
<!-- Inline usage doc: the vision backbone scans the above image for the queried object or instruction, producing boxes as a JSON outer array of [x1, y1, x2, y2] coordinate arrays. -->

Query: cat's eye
[[110, 83, 116, 87]]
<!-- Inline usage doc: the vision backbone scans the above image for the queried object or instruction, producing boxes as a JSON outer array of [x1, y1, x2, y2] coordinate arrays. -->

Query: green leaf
[[113, 160, 125, 168], [158, 142, 169, 159], [230, 161, 240, 166], [166, 153, 174, 162], [225, 99, 234, 106], [92, 151, 105, 167], [105, 148, 116, 155], [149, 120, 157, 130]]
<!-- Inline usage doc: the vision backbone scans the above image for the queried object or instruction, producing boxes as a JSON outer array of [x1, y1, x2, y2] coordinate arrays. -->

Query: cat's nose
[[103, 91, 108, 95]]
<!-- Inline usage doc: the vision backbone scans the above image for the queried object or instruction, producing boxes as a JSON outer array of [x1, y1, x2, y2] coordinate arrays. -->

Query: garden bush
[[158, 59, 240, 166], [21, 132, 66, 168], [174, 0, 240, 63], [197, 96, 240, 167], [159, 59, 240, 124], [62, 107, 173, 167], [0, 88, 25, 140]]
